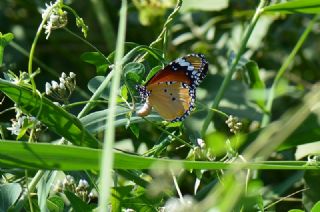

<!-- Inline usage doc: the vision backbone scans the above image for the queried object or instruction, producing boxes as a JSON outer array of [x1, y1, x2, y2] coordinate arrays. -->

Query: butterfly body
[[137, 53, 208, 122]]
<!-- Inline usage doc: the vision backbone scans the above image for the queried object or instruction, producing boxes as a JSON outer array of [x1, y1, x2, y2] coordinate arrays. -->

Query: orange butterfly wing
[[147, 82, 194, 121]]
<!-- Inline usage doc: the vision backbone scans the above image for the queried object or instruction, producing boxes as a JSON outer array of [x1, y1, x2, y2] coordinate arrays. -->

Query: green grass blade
[[0, 141, 318, 171], [98, 0, 127, 210], [263, 0, 320, 14], [0, 79, 100, 148]]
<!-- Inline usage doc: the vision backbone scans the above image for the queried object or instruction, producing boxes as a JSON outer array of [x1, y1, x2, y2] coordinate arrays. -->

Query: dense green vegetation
[[1, 0, 320, 211]]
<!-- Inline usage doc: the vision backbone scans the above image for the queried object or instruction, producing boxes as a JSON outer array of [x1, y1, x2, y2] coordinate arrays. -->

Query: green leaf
[[47, 195, 64, 212], [129, 123, 140, 138], [0, 183, 22, 211], [64, 191, 95, 212], [263, 0, 320, 14], [124, 62, 145, 78], [111, 186, 134, 211], [279, 114, 320, 151], [121, 190, 159, 212], [303, 171, 320, 211], [0, 32, 14, 47], [75, 17, 89, 38], [38, 171, 57, 212], [0, 79, 100, 148], [87, 76, 110, 99], [80, 107, 162, 134], [311, 201, 320, 212], [288, 209, 304, 212], [181, 0, 229, 12], [120, 85, 128, 100], [80, 52, 109, 75], [144, 65, 162, 84], [245, 61, 266, 110], [205, 132, 228, 157], [0, 32, 14, 65], [0, 140, 318, 171]]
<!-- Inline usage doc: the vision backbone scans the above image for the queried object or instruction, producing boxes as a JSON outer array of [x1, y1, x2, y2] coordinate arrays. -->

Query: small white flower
[[51, 80, 59, 90], [59, 77, 65, 83], [197, 138, 206, 148], [164, 195, 195, 212], [59, 82, 66, 90], [45, 82, 52, 95], [41, 1, 67, 39], [88, 189, 98, 200], [7, 120, 21, 135], [61, 72, 67, 78], [53, 102, 61, 107], [78, 179, 89, 189], [69, 72, 76, 78], [64, 175, 75, 186]]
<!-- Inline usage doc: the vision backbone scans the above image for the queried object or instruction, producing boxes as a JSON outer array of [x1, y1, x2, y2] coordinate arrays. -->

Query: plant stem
[[63, 27, 110, 64], [90, 0, 116, 52], [149, 0, 182, 48], [28, 7, 52, 93], [201, 0, 268, 137], [261, 14, 319, 127], [98, 0, 127, 211], [0, 45, 4, 66], [77, 70, 113, 118]]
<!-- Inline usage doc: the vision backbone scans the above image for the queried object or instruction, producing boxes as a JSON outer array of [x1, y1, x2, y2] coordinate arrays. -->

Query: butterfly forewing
[[147, 66, 191, 86], [147, 82, 194, 121]]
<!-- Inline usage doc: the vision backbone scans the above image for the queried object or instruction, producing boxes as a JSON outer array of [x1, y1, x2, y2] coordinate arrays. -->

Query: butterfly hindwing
[[147, 82, 195, 122]]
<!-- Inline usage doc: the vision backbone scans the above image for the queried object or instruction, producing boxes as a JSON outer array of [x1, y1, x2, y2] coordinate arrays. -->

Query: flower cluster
[[45, 72, 76, 103], [187, 138, 215, 161], [307, 155, 320, 166], [162, 195, 195, 212], [54, 175, 97, 203], [41, 1, 68, 39], [7, 107, 42, 139], [225, 115, 242, 134]]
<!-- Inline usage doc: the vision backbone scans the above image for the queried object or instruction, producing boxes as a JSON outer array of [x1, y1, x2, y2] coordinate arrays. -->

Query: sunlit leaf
[[0, 140, 317, 171], [181, 0, 229, 12], [263, 0, 320, 14]]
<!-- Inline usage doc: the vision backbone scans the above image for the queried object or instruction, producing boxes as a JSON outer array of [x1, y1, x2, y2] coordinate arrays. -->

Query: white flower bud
[[45, 82, 52, 95], [78, 179, 89, 189], [51, 80, 59, 90], [59, 77, 65, 83], [69, 72, 76, 78], [59, 82, 66, 90], [61, 72, 67, 78]]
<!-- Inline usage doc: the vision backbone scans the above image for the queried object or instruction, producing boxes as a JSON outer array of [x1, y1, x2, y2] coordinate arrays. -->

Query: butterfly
[[136, 53, 208, 122]]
